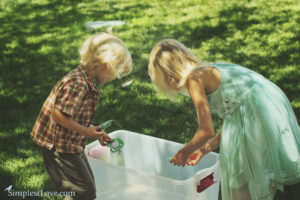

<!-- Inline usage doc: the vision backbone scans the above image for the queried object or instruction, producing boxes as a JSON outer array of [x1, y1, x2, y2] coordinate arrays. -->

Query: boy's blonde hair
[[148, 39, 208, 98], [80, 32, 132, 79]]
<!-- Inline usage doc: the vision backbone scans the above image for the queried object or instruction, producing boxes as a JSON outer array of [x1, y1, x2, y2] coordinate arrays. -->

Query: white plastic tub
[[85, 130, 220, 200]]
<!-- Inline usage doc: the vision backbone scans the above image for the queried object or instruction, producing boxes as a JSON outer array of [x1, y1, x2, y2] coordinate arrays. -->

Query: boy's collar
[[78, 65, 100, 94]]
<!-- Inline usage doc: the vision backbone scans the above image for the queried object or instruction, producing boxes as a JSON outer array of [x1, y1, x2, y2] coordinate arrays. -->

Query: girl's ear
[[168, 76, 179, 89]]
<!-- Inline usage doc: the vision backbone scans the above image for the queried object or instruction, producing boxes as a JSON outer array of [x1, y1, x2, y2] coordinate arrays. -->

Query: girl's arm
[[187, 132, 221, 166], [202, 132, 221, 153], [170, 71, 215, 167], [52, 108, 112, 145]]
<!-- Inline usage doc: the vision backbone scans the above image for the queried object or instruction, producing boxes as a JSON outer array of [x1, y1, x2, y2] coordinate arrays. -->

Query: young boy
[[31, 33, 132, 200]]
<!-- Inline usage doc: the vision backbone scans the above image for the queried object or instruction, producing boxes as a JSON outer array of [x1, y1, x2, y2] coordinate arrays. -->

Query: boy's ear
[[102, 63, 107, 69]]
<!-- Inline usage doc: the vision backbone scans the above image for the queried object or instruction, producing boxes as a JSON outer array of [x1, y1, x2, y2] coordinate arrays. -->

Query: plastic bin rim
[[108, 130, 220, 156], [85, 130, 220, 184]]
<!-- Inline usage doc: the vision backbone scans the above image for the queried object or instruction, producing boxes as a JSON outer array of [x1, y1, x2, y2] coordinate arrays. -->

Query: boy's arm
[[52, 108, 112, 144]]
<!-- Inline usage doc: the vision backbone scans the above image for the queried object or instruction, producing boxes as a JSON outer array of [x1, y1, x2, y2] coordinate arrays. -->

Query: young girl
[[31, 32, 132, 200], [148, 39, 300, 200]]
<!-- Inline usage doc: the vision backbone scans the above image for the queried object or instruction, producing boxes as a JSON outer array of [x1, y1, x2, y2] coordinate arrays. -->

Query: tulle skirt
[[219, 78, 300, 200]]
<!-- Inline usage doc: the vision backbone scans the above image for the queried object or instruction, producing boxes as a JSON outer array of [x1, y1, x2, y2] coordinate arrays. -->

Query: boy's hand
[[84, 126, 102, 139], [84, 126, 112, 146], [98, 132, 112, 146]]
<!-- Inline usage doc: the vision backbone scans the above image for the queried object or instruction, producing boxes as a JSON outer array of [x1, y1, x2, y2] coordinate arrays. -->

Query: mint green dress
[[202, 62, 300, 200]]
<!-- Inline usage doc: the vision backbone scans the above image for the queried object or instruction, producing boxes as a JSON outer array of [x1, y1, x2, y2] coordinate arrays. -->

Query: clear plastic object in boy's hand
[[99, 120, 114, 131], [97, 120, 124, 152], [107, 138, 124, 153]]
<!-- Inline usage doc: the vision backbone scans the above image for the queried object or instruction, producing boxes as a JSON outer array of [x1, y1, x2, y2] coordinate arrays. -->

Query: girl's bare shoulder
[[186, 67, 221, 95]]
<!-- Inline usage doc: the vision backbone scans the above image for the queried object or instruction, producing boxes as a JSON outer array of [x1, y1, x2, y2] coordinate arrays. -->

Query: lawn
[[0, 0, 299, 199]]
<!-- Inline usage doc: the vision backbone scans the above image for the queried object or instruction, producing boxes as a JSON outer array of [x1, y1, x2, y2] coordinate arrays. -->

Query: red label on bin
[[197, 172, 216, 193]]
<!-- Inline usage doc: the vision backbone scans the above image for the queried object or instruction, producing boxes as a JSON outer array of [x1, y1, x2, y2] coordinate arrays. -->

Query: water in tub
[[87, 131, 220, 200], [88, 145, 124, 166], [88, 134, 214, 180]]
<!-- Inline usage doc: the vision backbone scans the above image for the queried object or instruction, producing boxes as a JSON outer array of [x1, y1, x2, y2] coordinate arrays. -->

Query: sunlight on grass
[[26, 33, 55, 44], [3, 158, 28, 174], [24, 173, 48, 188], [17, 148, 37, 157], [270, 66, 299, 82], [0, 131, 10, 139], [142, 128, 152, 135], [15, 127, 27, 135], [3, 156, 41, 174], [0, 88, 17, 97], [38, 45, 55, 55], [291, 101, 300, 107]]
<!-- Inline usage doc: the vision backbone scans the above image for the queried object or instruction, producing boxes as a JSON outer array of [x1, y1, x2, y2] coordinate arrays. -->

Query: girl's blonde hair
[[148, 39, 208, 98], [79, 32, 132, 79]]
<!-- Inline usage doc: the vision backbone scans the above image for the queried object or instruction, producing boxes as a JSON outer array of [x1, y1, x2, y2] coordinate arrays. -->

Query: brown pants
[[41, 147, 96, 200]]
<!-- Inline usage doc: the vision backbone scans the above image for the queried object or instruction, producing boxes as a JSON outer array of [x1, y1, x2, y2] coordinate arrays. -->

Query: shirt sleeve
[[54, 80, 88, 117]]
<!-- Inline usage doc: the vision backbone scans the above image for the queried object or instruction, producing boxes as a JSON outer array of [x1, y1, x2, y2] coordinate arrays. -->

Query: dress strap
[[192, 63, 215, 72]]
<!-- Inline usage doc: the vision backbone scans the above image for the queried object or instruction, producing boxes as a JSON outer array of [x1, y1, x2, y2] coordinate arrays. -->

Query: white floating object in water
[[86, 21, 126, 29], [122, 80, 133, 87]]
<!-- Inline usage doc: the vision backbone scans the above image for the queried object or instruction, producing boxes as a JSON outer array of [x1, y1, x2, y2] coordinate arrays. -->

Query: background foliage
[[0, 0, 299, 199]]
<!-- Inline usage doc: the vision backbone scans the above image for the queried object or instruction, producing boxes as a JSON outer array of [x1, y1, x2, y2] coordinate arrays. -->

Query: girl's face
[[94, 64, 116, 84]]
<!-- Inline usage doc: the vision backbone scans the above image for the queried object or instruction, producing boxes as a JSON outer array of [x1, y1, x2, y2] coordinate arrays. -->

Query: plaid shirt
[[31, 66, 100, 153]]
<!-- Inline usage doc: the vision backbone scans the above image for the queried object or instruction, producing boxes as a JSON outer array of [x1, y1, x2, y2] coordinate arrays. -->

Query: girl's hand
[[170, 149, 190, 167], [186, 148, 206, 166]]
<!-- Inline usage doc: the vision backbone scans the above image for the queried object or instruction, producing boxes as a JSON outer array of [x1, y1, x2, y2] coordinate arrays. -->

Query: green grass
[[0, 0, 299, 199]]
